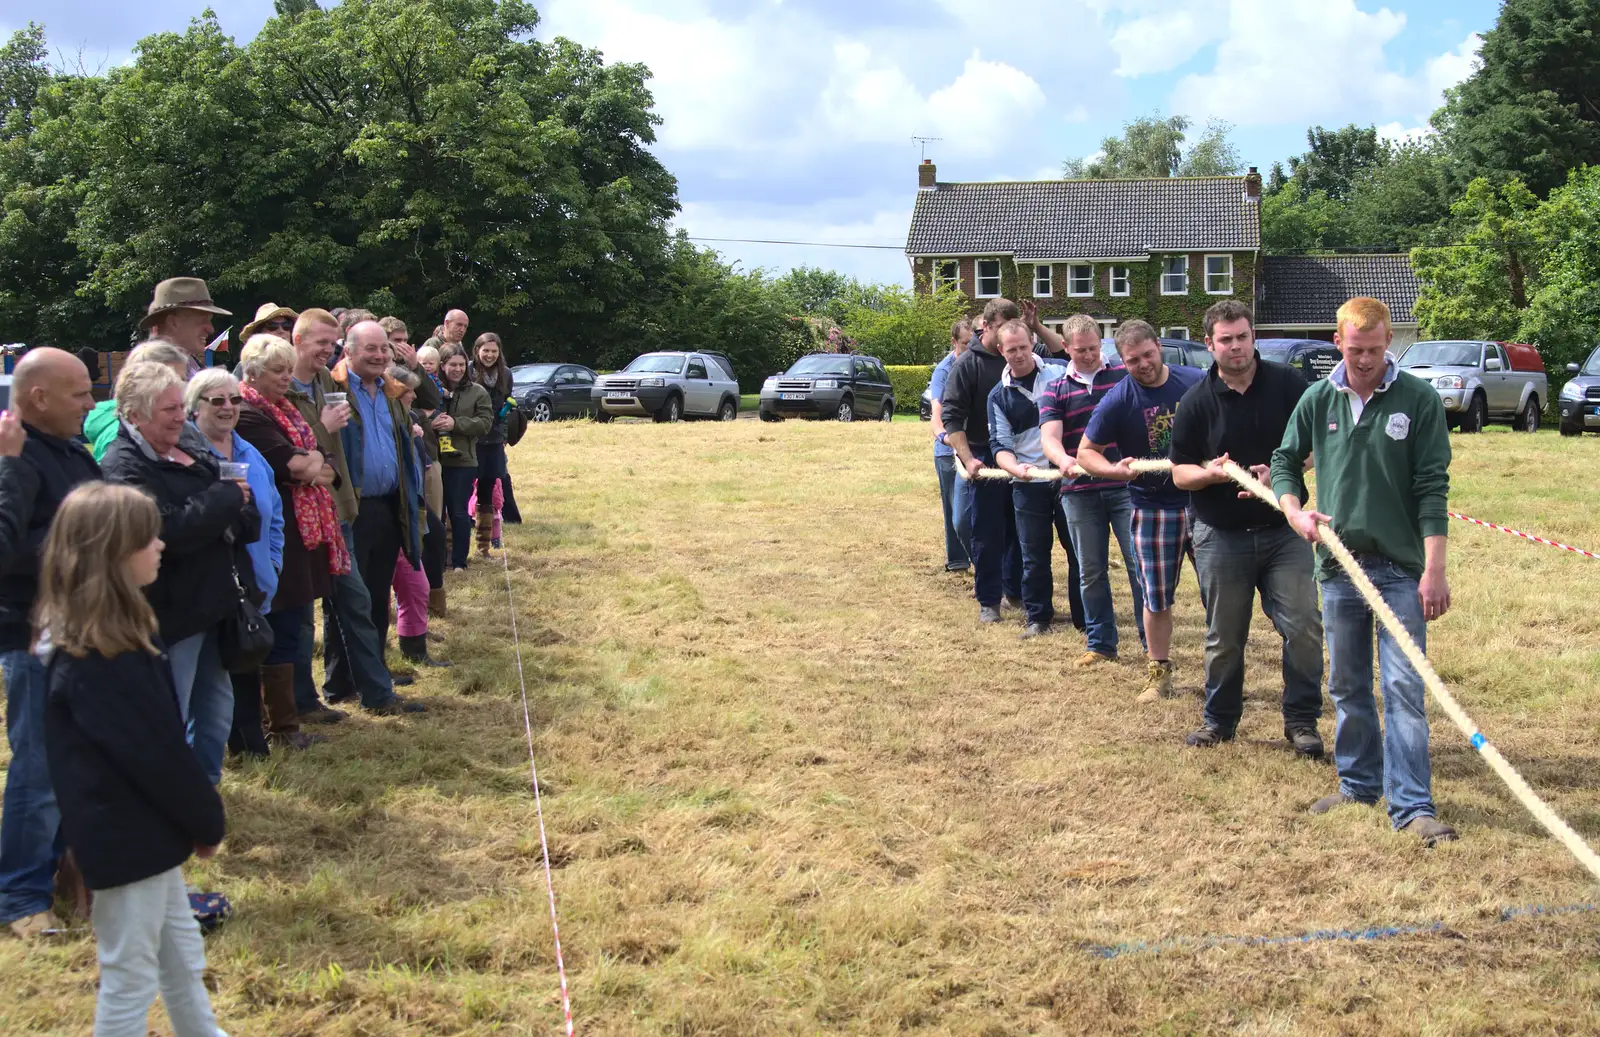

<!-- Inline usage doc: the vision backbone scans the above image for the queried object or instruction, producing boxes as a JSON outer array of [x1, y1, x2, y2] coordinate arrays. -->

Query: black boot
[[399, 633, 451, 668]]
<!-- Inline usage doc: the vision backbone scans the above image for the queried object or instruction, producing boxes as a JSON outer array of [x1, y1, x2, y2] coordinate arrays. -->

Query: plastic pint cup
[[219, 461, 250, 481], [325, 392, 348, 407]]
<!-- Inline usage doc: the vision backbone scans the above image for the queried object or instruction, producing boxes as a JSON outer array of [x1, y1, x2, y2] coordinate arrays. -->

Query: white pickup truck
[[1396, 339, 1548, 433]]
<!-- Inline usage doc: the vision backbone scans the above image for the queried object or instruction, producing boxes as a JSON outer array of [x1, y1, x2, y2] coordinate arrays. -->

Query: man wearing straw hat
[[138, 278, 232, 379], [1270, 297, 1456, 846]]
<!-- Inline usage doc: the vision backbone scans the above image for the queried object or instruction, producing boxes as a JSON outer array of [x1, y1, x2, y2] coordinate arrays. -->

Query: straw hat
[[241, 302, 299, 340]]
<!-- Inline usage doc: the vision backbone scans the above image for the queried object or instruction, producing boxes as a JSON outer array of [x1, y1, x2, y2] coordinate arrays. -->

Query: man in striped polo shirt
[[1039, 315, 1146, 667]]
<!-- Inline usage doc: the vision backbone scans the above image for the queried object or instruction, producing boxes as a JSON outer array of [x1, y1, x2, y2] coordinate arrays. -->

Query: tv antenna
[[912, 136, 943, 159]]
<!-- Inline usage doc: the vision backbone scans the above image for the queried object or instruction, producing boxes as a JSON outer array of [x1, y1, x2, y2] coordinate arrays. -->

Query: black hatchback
[[1255, 339, 1341, 382], [513, 363, 599, 421]]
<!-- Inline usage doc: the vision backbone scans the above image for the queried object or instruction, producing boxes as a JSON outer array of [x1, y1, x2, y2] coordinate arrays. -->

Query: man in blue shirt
[[989, 320, 1068, 638], [929, 319, 972, 572], [1078, 320, 1203, 701], [333, 321, 425, 673]]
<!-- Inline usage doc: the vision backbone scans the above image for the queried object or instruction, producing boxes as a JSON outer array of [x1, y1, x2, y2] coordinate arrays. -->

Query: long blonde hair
[[36, 483, 162, 658]]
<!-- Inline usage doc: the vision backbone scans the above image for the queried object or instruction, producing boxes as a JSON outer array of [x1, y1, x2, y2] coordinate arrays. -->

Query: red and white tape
[[1448, 512, 1600, 560]]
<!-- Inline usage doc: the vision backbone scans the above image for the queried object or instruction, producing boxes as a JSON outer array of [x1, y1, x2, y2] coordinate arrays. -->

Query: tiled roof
[[1258, 254, 1419, 326], [905, 176, 1260, 258]]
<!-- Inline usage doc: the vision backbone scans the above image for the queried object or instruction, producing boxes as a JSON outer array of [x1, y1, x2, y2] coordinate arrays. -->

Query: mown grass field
[[3, 419, 1600, 1035]]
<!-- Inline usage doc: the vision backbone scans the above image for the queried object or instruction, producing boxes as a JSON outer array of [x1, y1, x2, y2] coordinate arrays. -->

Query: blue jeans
[[265, 604, 307, 666], [442, 465, 477, 569], [1062, 487, 1145, 656], [168, 629, 233, 786], [1321, 556, 1435, 829], [968, 458, 1021, 607], [0, 651, 63, 924], [933, 454, 971, 569], [1012, 481, 1057, 626], [321, 522, 397, 709], [1192, 520, 1324, 733]]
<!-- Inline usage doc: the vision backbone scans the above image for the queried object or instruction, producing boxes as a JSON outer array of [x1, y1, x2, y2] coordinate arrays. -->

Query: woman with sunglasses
[[188, 368, 300, 757]]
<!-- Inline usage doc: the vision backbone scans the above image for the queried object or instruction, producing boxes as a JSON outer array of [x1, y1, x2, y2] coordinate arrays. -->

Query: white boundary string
[[499, 546, 577, 1035]]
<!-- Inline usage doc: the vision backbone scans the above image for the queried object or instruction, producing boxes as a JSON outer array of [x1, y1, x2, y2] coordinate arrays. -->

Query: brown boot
[[428, 587, 447, 619], [476, 512, 493, 557], [260, 663, 325, 750]]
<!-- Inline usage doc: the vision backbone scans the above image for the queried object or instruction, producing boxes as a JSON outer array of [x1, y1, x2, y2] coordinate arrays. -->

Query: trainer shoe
[[1003, 595, 1023, 611], [1135, 660, 1173, 703], [978, 605, 1002, 624], [1307, 791, 1375, 815], [1074, 650, 1116, 667], [1402, 816, 1458, 847], [367, 696, 428, 716], [1184, 722, 1234, 748], [1019, 622, 1050, 640], [299, 705, 347, 725], [1286, 725, 1325, 759]]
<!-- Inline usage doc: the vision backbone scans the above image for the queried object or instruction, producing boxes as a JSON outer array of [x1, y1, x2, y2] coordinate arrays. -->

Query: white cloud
[[1425, 33, 1483, 99], [1107, 3, 1228, 77]]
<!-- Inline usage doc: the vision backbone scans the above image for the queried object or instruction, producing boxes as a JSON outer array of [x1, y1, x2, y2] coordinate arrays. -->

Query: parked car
[[591, 351, 740, 423], [920, 384, 933, 421], [1558, 344, 1600, 436], [512, 363, 598, 422], [1255, 338, 1341, 382], [760, 353, 896, 422], [1397, 339, 1547, 433], [1098, 337, 1213, 370]]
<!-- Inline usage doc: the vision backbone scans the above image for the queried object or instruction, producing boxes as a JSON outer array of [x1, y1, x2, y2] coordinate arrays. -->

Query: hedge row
[[886, 364, 934, 413]]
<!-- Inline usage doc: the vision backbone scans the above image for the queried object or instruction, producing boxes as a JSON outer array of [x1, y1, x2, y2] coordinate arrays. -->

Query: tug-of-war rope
[[956, 455, 1600, 883]]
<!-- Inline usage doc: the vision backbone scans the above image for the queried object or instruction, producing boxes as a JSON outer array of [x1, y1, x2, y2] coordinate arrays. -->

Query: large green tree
[[1411, 177, 1540, 341], [1435, 0, 1600, 195], [1063, 113, 1241, 179], [0, 1, 681, 364]]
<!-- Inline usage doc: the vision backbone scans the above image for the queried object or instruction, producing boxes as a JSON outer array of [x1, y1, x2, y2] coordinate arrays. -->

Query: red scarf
[[241, 384, 351, 576]]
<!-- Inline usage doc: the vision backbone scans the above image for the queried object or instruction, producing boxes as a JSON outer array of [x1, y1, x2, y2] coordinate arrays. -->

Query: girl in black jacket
[[39, 482, 226, 1037], [469, 332, 514, 556]]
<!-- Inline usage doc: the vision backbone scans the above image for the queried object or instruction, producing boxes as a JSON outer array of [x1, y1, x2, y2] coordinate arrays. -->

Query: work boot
[[1308, 791, 1375, 815], [427, 587, 448, 619], [1074, 650, 1116, 667], [1135, 659, 1173, 703], [978, 605, 1002, 624], [1402, 816, 1458, 847], [399, 634, 451, 668], [476, 513, 493, 558], [299, 704, 347, 725], [368, 696, 428, 716], [1019, 621, 1050, 640], [260, 663, 322, 746], [7, 910, 63, 940], [1184, 722, 1234, 747], [1285, 725, 1325, 759]]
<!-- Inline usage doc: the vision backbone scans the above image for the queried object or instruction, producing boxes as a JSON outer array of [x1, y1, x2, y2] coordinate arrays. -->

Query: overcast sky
[[2, 0, 1500, 285]]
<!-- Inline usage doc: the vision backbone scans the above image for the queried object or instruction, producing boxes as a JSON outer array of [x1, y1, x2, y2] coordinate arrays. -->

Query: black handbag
[[219, 559, 274, 673]]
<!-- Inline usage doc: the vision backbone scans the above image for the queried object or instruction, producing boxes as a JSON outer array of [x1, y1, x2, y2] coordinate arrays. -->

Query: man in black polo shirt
[[1169, 301, 1325, 756]]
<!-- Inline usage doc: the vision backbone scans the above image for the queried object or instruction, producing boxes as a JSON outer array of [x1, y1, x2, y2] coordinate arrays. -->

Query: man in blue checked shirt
[[989, 319, 1069, 639], [930, 319, 973, 572]]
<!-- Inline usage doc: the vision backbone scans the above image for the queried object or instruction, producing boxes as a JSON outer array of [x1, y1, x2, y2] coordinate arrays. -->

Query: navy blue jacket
[[0, 427, 102, 652]]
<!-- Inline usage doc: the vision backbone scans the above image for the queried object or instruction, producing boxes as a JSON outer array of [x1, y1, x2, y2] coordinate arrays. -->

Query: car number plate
[[780, 393, 807, 401], [605, 391, 632, 399]]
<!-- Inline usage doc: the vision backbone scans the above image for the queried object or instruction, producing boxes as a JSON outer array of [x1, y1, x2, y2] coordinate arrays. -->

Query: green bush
[[886, 364, 935, 413]]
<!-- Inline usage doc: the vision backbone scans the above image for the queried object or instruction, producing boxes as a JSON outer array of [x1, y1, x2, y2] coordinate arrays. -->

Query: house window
[[1161, 255, 1189, 295], [931, 259, 958, 294], [1067, 263, 1094, 297], [1162, 326, 1191, 341], [975, 259, 1002, 298], [1033, 264, 1052, 297], [1205, 254, 1233, 294], [1109, 265, 1131, 296]]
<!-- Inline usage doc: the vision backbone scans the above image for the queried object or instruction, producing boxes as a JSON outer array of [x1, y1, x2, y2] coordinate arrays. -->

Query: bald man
[[0, 348, 100, 939], [443, 309, 468, 345]]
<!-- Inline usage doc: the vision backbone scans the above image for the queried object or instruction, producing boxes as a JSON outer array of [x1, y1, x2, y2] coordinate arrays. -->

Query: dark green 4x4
[[758, 353, 896, 422]]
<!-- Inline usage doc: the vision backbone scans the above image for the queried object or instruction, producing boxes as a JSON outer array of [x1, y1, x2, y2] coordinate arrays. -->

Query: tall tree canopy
[[1063, 114, 1241, 179], [1435, 0, 1600, 195], [0, 0, 680, 364]]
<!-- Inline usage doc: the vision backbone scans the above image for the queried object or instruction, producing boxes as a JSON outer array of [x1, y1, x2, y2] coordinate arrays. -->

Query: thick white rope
[[954, 449, 1600, 879]]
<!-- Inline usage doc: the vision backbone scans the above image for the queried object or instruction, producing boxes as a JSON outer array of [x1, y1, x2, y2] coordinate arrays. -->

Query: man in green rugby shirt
[[1269, 296, 1457, 846]]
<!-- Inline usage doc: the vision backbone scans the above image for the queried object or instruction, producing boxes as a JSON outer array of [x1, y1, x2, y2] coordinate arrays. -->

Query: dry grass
[[3, 420, 1600, 1035]]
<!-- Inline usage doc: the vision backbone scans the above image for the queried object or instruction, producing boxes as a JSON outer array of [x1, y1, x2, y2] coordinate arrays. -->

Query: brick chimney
[[919, 159, 937, 191], [1245, 166, 1261, 200]]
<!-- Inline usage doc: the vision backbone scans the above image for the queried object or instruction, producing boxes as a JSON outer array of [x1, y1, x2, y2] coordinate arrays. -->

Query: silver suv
[[1558, 344, 1600, 436], [1397, 339, 1548, 433], [591, 351, 741, 423]]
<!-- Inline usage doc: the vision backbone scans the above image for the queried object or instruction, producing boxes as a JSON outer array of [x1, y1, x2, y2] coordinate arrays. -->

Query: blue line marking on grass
[[1087, 902, 1598, 960]]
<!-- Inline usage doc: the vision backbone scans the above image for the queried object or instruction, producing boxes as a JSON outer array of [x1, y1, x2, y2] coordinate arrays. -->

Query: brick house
[[1256, 254, 1421, 349], [904, 160, 1261, 342]]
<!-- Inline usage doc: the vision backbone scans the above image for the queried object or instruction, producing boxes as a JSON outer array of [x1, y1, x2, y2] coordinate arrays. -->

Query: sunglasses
[[262, 319, 293, 331], [201, 395, 245, 407]]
